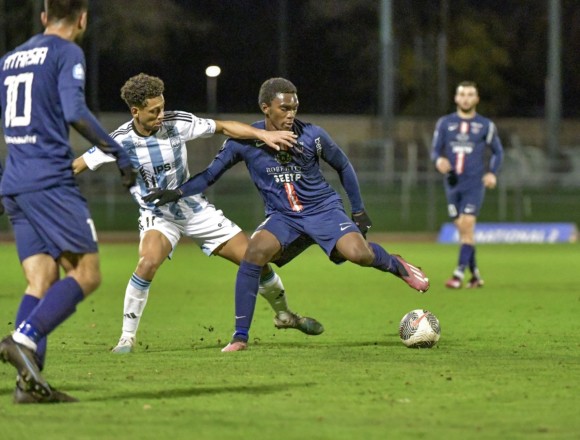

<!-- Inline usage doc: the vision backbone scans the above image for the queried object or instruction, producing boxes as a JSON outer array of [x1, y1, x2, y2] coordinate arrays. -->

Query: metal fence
[[69, 136, 580, 233], [1, 115, 579, 233]]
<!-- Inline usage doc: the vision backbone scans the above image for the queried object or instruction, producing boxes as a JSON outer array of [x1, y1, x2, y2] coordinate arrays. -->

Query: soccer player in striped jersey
[[73, 73, 323, 354], [0, 0, 136, 403], [431, 81, 504, 289], [145, 77, 430, 352]]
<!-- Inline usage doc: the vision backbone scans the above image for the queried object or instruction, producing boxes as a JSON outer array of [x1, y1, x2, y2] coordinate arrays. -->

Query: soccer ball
[[399, 309, 441, 348]]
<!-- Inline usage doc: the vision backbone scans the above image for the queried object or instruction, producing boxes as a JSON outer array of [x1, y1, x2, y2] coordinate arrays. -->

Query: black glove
[[352, 210, 372, 238], [142, 188, 183, 207], [446, 170, 458, 187], [119, 166, 137, 190], [0, 196, 4, 216]]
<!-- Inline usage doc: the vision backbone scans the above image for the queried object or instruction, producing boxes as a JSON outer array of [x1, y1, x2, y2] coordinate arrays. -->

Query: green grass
[[0, 241, 578, 439]]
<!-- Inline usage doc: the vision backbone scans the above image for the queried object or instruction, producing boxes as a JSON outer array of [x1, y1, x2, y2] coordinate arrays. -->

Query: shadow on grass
[[0, 387, 13, 397], [131, 338, 410, 353], [0, 382, 315, 402], [84, 381, 316, 402]]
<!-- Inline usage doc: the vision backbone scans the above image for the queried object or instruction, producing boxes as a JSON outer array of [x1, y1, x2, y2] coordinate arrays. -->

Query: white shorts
[[138, 204, 242, 256]]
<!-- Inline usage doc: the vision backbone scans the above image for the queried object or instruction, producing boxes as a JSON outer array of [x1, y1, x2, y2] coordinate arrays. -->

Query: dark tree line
[[2, 0, 579, 117]]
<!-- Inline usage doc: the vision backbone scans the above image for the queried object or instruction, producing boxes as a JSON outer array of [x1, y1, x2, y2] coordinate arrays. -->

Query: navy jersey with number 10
[[0, 33, 128, 196]]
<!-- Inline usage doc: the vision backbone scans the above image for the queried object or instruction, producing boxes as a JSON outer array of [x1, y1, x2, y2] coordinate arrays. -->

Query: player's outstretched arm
[[215, 120, 296, 151], [71, 116, 136, 189], [143, 169, 214, 207]]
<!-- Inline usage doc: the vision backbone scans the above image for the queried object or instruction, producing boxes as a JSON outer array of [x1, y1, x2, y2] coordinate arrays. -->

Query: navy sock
[[369, 242, 396, 274], [15, 294, 47, 370], [233, 261, 262, 341], [458, 244, 474, 273], [469, 247, 477, 274], [18, 277, 84, 343]]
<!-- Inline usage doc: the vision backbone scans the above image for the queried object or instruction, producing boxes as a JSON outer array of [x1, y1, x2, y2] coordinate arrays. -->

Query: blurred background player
[[0, 0, 136, 403], [431, 81, 504, 289], [145, 77, 430, 352], [73, 73, 323, 354]]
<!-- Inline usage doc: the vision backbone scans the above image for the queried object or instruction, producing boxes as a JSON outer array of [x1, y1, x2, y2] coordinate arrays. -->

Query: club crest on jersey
[[471, 122, 483, 134], [166, 127, 180, 149], [275, 150, 292, 165]]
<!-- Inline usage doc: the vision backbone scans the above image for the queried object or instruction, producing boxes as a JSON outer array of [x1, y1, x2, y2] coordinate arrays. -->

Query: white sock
[[258, 271, 290, 314], [120, 273, 151, 338]]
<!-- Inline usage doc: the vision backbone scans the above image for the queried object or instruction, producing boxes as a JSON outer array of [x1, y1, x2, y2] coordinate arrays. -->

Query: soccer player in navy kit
[[431, 81, 504, 289], [145, 77, 430, 352], [0, 0, 136, 403], [73, 73, 323, 354]]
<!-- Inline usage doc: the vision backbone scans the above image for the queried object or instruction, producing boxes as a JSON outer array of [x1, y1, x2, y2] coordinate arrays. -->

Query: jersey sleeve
[[171, 111, 216, 141], [57, 44, 131, 169], [431, 117, 446, 162], [487, 121, 504, 174], [82, 146, 117, 171], [57, 44, 87, 123], [318, 127, 365, 213]]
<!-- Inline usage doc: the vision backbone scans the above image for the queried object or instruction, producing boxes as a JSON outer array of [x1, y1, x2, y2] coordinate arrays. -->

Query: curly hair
[[120, 73, 165, 108], [258, 77, 297, 107]]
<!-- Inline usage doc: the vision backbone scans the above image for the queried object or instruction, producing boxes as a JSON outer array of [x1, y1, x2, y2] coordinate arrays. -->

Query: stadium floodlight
[[205, 65, 221, 116], [205, 65, 221, 78]]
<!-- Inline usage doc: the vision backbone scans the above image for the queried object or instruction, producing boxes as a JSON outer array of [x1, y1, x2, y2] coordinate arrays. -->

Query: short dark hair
[[258, 78, 297, 106], [120, 73, 165, 108], [456, 81, 479, 94], [44, 0, 88, 23]]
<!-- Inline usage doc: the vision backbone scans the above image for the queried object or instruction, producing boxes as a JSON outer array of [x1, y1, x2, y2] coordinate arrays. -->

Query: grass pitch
[[0, 241, 578, 439]]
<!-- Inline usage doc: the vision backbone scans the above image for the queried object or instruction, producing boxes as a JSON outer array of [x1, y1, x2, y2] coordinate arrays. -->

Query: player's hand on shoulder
[[352, 210, 372, 238], [142, 188, 183, 207], [119, 165, 137, 190], [259, 130, 297, 151]]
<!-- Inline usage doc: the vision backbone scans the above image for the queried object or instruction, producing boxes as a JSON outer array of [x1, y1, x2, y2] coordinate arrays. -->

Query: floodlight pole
[[546, 0, 561, 164], [205, 65, 221, 117], [379, 0, 395, 180]]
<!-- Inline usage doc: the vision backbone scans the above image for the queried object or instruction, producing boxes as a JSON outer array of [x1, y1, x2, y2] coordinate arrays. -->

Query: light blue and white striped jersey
[[82, 110, 216, 221]]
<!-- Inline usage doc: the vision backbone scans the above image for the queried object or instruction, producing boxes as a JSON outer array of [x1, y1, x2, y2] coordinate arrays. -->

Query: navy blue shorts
[[445, 182, 485, 219], [256, 204, 359, 266], [3, 185, 99, 261]]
